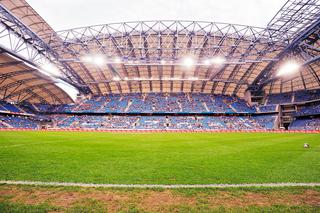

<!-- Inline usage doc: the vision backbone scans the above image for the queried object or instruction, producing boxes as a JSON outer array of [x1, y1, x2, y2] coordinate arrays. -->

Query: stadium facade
[[0, 0, 319, 131]]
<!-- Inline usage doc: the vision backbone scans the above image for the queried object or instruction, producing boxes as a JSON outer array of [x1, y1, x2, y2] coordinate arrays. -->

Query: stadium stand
[[289, 117, 320, 130], [267, 93, 293, 105], [256, 105, 278, 113], [3, 89, 320, 130], [0, 0, 319, 132], [0, 115, 38, 129], [0, 101, 23, 113], [295, 102, 320, 116], [294, 89, 320, 102], [266, 89, 320, 105], [32, 93, 255, 114], [48, 114, 276, 130], [251, 115, 277, 129]]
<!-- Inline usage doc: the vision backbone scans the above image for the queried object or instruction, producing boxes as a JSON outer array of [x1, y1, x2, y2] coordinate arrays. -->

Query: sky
[[26, 0, 287, 31]]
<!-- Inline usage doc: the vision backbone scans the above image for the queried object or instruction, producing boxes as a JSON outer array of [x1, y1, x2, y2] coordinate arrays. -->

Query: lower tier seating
[[50, 115, 277, 130], [289, 117, 320, 130]]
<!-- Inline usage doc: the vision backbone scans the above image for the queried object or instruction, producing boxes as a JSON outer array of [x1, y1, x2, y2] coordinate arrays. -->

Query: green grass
[[0, 201, 59, 213], [0, 131, 319, 184], [1, 201, 318, 213]]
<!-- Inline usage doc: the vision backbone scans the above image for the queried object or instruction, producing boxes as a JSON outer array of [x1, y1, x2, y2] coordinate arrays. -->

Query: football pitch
[[0, 131, 319, 185]]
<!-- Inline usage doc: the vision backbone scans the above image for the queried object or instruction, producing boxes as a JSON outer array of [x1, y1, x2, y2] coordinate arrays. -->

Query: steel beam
[[250, 17, 320, 90], [0, 4, 86, 92]]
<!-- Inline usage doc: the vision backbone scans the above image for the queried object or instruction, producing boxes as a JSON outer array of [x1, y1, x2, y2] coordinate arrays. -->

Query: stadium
[[0, 0, 319, 212]]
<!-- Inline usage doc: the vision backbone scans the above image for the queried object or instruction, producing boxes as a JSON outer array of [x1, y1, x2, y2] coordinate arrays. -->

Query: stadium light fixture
[[93, 55, 105, 66], [113, 57, 122, 63], [277, 60, 300, 76], [113, 76, 120, 81], [211, 56, 226, 65], [81, 55, 105, 66], [81, 56, 93, 63], [204, 59, 211, 66], [183, 57, 194, 67], [188, 76, 198, 80]]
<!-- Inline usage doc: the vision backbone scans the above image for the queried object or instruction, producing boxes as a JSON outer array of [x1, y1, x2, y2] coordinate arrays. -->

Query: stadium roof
[[0, 46, 73, 104], [45, 21, 287, 96], [0, 0, 319, 103]]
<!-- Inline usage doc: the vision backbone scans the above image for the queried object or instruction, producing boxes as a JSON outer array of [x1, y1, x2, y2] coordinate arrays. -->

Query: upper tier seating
[[294, 89, 320, 102], [0, 101, 23, 113], [256, 104, 277, 113], [268, 93, 293, 104], [295, 102, 320, 116], [266, 89, 320, 105]]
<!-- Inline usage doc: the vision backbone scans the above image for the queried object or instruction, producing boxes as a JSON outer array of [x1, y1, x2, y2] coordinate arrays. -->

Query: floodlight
[[277, 60, 300, 76], [204, 59, 211, 66], [183, 57, 194, 67], [113, 57, 122, 63], [93, 55, 105, 66], [188, 77, 198, 80], [81, 56, 93, 63], [211, 56, 226, 65], [160, 59, 166, 65], [113, 76, 120, 81]]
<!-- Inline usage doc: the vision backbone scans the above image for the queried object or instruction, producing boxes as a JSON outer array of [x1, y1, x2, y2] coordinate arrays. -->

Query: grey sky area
[[26, 0, 287, 31]]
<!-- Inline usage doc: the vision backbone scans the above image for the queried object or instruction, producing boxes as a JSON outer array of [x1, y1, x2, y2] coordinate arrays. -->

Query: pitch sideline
[[1, 180, 320, 188]]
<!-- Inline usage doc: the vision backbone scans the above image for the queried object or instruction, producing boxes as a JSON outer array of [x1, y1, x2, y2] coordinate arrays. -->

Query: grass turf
[[0, 131, 319, 184], [1, 198, 319, 213]]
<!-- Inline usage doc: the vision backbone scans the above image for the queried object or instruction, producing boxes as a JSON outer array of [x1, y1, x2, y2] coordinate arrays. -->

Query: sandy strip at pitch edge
[[1, 180, 320, 188]]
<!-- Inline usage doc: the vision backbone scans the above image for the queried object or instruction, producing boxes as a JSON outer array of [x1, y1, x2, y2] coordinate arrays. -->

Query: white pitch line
[[0, 180, 320, 188]]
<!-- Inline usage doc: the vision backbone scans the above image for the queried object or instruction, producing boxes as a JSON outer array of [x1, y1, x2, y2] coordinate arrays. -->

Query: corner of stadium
[[0, 0, 319, 212]]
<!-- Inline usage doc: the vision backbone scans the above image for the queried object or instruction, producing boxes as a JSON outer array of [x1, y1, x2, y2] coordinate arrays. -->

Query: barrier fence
[[0, 128, 319, 133]]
